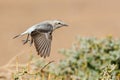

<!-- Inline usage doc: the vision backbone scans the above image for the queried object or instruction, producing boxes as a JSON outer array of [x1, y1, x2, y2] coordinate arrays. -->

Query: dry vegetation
[[0, 36, 120, 80]]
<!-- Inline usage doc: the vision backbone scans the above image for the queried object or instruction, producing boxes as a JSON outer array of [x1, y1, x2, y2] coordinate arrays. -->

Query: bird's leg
[[22, 34, 29, 45], [30, 37, 33, 46]]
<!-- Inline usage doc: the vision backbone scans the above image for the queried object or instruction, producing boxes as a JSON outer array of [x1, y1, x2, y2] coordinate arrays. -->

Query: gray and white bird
[[13, 20, 68, 58]]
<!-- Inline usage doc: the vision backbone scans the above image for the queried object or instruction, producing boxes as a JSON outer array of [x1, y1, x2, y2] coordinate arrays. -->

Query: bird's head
[[51, 20, 68, 30]]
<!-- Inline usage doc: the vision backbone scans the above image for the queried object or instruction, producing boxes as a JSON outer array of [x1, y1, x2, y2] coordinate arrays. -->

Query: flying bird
[[13, 20, 68, 58]]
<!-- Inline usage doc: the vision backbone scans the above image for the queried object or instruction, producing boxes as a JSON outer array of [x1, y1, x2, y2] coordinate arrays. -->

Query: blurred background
[[0, 0, 120, 66]]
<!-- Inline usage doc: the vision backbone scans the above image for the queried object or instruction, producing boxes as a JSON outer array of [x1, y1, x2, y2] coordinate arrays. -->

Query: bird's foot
[[22, 39, 30, 45], [29, 38, 33, 47]]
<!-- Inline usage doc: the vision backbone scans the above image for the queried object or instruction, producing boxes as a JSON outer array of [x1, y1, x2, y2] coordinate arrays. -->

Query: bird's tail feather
[[13, 31, 28, 39], [13, 34, 21, 39]]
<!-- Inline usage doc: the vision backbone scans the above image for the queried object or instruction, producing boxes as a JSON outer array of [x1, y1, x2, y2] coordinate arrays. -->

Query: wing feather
[[39, 38, 47, 57], [47, 41, 51, 57], [42, 37, 51, 57], [43, 39, 49, 58], [31, 31, 52, 58], [37, 37, 45, 55]]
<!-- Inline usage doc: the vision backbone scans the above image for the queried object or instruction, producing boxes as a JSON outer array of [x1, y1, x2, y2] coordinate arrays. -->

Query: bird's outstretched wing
[[31, 30, 52, 58]]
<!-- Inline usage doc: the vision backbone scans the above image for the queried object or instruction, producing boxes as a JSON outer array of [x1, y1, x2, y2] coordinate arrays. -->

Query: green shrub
[[12, 36, 120, 80]]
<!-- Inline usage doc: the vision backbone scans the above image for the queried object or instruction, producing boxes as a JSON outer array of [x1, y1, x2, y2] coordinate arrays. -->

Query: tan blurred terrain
[[0, 0, 120, 66]]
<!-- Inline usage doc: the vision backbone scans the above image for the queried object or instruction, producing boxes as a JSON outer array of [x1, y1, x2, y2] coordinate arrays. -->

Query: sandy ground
[[0, 0, 120, 66]]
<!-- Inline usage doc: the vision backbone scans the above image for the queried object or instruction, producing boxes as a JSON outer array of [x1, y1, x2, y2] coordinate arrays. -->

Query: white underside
[[20, 26, 36, 36]]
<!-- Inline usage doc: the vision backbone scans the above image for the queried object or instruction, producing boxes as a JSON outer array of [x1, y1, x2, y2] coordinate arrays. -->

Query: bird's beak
[[63, 23, 68, 26]]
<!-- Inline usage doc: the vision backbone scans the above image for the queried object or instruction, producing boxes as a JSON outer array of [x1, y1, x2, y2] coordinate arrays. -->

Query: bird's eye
[[58, 22, 61, 24]]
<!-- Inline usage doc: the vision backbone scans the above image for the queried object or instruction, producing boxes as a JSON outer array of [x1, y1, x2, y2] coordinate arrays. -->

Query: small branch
[[41, 61, 54, 72]]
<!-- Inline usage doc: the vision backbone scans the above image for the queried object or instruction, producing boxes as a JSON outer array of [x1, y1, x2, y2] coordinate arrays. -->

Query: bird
[[13, 20, 68, 58]]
